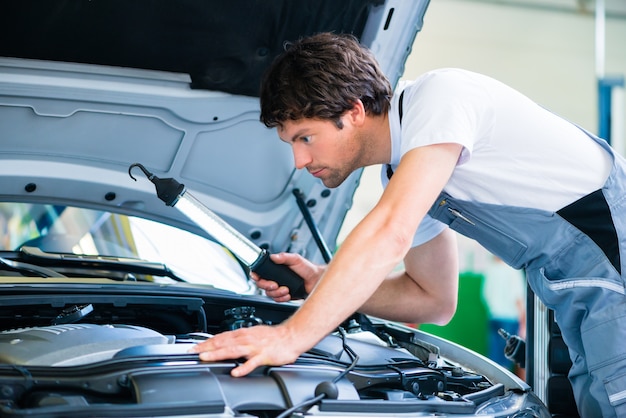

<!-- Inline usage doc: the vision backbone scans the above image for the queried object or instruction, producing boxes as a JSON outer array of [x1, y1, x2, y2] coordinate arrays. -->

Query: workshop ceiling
[[470, 0, 626, 19]]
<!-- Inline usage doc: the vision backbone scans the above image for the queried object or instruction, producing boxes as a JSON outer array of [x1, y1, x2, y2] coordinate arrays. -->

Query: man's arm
[[358, 227, 459, 325], [190, 143, 463, 376], [256, 228, 458, 325]]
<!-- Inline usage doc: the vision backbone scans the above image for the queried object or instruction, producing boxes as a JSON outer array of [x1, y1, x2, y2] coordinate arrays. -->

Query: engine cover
[[0, 324, 170, 366]]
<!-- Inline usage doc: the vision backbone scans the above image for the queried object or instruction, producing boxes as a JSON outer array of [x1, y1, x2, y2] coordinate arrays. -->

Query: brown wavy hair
[[260, 32, 392, 129]]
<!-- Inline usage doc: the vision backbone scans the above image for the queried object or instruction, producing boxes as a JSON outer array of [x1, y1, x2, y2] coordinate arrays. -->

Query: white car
[[0, 1, 551, 417]]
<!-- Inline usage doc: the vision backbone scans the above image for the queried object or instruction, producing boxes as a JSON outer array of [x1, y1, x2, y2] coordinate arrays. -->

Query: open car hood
[[0, 0, 428, 264]]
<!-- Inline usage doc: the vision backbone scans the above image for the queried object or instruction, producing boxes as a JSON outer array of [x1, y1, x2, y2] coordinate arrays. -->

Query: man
[[190, 32, 626, 417]]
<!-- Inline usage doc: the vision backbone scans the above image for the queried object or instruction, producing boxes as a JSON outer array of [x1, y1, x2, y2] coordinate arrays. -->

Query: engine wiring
[[275, 327, 360, 418]]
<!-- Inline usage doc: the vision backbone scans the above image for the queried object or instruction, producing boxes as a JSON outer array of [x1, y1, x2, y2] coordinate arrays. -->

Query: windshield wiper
[[0, 255, 67, 278], [17, 246, 185, 282]]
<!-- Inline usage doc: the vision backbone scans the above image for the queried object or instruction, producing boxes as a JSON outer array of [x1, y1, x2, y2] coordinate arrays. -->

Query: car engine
[[0, 298, 504, 417]]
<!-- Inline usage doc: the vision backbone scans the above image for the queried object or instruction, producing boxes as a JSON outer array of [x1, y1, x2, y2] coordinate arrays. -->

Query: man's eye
[[300, 136, 311, 143]]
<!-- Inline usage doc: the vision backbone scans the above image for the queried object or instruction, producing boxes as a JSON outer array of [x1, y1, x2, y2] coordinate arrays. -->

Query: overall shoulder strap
[[386, 90, 405, 179], [398, 89, 405, 124]]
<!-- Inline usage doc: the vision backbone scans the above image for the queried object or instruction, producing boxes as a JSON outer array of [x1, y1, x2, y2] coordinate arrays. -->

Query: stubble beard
[[320, 127, 374, 188], [320, 169, 350, 188], [321, 145, 369, 189]]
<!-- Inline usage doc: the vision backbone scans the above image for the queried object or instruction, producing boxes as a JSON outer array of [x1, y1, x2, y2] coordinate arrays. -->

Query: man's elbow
[[429, 294, 458, 326], [430, 300, 457, 325], [402, 296, 457, 326]]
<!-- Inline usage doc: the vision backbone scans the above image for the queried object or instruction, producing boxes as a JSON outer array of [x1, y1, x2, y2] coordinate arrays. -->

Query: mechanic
[[190, 32, 626, 417]]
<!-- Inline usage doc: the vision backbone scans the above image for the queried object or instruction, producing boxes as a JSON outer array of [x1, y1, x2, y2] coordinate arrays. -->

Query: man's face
[[278, 116, 366, 188]]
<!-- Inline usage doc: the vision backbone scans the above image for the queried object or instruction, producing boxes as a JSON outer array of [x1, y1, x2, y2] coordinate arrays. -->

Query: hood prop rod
[[292, 189, 333, 263]]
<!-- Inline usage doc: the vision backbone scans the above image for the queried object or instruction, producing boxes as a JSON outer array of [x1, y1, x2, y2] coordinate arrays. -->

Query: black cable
[[333, 328, 359, 382], [275, 327, 359, 418], [275, 393, 326, 418], [11, 365, 34, 391]]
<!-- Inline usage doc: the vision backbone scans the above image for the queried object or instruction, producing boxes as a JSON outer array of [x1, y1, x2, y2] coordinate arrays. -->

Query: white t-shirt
[[382, 68, 612, 247]]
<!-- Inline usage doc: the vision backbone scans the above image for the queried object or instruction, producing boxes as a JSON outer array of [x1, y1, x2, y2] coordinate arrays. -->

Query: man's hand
[[251, 252, 325, 301], [188, 324, 306, 377]]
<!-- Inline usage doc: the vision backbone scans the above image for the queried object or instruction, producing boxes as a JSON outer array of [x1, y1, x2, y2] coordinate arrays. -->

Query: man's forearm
[[358, 272, 453, 324], [359, 229, 460, 325]]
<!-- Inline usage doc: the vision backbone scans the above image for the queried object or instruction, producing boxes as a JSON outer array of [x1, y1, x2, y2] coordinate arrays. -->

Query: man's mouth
[[308, 168, 325, 178]]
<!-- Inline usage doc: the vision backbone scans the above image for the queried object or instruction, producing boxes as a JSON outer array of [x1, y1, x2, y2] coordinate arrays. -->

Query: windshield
[[0, 202, 251, 293]]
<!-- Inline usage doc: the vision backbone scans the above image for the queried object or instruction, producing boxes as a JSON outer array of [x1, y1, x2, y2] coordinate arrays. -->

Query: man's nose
[[292, 145, 312, 170]]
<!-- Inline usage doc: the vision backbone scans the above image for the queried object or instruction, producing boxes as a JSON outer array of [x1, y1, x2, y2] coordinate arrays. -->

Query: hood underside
[[0, 0, 429, 262], [2, 1, 387, 97]]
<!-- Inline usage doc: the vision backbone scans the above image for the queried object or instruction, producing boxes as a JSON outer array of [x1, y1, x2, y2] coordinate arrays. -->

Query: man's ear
[[344, 99, 367, 127]]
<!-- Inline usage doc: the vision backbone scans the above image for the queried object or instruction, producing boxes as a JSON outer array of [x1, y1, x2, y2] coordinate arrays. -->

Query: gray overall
[[428, 131, 626, 417]]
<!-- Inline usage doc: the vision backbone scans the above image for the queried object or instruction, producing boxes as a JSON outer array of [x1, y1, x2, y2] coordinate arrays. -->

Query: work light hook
[[128, 163, 154, 182]]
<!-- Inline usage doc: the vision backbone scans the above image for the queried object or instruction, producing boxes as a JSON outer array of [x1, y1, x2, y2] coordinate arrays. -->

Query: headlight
[[475, 391, 551, 417]]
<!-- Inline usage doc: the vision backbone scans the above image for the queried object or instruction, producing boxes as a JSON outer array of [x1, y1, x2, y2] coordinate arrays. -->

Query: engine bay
[[0, 289, 503, 417]]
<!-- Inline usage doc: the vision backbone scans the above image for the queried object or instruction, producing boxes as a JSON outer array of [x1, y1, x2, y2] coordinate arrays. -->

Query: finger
[[265, 285, 290, 297], [188, 333, 236, 354], [188, 339, 212, 353], [268, 294, 291, 303], [255, 278, 279, 291], [269, 252, 298, 266], [195, 343, 249, 362], [268, 252, 287, 263], [230, 356, 263, 377]]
